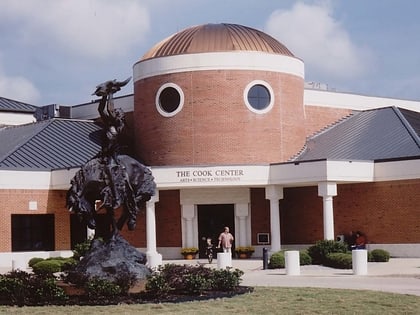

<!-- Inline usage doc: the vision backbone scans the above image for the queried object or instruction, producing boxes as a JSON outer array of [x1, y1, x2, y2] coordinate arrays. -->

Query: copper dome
[[141, 23, 294, 60]]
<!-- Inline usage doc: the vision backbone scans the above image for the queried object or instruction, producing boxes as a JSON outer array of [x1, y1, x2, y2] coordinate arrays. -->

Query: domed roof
[[141, 23, 294, 60]]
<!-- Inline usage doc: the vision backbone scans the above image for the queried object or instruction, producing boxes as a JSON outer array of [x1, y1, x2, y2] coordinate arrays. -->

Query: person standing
[[217, 226, 234, 253]]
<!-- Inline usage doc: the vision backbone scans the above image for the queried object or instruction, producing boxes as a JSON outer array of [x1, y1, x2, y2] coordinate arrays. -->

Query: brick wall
[[304, 105, 353, 138], [0, 189, 70, 251], [250, 188, 270, 245], [279, 179, 420, 244], [134, 70, 306, 165]]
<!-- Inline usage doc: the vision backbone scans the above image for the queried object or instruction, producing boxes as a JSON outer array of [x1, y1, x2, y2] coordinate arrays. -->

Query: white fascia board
[[0, 170, 51, 189], [152, 165, 270, 189], [374, 159, 420, 181], [50, 168, 79, 189], [134, 52, 304, 81], [304, 89, 420, 113], [269, 160, 374, 186], [0, 112, 36, 125]]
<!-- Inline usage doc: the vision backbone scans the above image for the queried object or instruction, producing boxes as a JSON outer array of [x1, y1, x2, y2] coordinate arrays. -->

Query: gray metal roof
[[0, 119, 102, 170], [294, 107, 420, 161], [0, 97, 37, 113]]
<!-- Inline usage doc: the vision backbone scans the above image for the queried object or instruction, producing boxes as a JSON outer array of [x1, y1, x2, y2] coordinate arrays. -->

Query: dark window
[[159, 86, 181, 113], [247, 84, 271, 110], [11, 214, 55, 251]]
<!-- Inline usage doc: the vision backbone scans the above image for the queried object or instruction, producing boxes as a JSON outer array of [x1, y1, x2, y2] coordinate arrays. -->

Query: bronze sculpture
[[66, 78, 156, 238]]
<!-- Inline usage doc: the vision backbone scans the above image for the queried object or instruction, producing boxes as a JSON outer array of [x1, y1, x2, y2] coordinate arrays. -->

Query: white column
[[265, 186, 283, 252], [318, 182, 337, 240], [235, 203, 249, 247], [146, 192, 162, 268], [182, 204, 195, 248]]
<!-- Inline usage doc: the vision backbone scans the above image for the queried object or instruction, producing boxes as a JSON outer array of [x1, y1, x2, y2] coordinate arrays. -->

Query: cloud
[[0, 72, 40, 104], [265, 2, 373, 83], [0, 0, 150, 59]]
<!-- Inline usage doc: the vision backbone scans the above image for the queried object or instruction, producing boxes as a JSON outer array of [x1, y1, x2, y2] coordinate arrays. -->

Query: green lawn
[[2, 287, 420, 314]]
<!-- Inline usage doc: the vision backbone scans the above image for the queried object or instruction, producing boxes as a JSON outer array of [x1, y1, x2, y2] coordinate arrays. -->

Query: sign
[[176, 168, 245, 183]]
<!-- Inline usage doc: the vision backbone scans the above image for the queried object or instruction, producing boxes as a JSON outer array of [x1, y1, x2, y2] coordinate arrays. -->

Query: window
[[11, 214, 55, 251], [244, 80, 274, 114], [156, 83, 184, 117]]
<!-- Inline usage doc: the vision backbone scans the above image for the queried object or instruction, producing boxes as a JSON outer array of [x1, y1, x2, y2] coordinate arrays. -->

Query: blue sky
[[0, 0, 419, 106]]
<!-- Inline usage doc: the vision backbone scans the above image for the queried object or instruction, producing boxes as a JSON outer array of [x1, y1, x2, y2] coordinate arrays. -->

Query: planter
[[183, 254, 196, 260], [237, 252, 253, 259]]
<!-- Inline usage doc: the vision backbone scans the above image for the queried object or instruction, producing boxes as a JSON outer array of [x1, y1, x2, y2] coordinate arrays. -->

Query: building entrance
[[197, 204, 234, 258]]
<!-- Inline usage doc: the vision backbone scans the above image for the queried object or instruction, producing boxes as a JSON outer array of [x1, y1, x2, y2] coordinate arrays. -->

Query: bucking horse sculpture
[[66, 78, 156, 238]]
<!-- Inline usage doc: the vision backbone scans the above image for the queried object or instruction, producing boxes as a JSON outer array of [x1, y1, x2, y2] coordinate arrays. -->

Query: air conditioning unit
[[336, 234, 345, 242]]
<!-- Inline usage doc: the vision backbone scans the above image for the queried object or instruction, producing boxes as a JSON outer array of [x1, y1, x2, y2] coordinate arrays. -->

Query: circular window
[[155, 83, 184, 117], [244, 80, 274, 114]]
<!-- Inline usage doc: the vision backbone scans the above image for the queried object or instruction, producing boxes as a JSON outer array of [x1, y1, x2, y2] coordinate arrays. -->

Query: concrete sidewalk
[[167, 257, 420, 297]]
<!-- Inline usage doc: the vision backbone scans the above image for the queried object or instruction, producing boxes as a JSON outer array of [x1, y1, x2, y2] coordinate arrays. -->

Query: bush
[[307, 240, 348, 265], [0, 270, 67, 306], [28, 257, 45, 268], [324, 253, 352, 269], [145, 264, 243, 295], [369, 249, 390, 262], [268, 251, 285, 269], [32, 260, 62, 276], [72, 238, 93, 260], [299, 250, 312, 265], [84, 277, 122, 299]]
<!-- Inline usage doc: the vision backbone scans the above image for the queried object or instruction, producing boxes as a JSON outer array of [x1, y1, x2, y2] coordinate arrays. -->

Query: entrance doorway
[[197, 204, 234, 258]]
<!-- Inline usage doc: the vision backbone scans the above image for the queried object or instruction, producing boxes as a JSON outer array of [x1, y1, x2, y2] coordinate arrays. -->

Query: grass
[[1, 287, 419, 314]]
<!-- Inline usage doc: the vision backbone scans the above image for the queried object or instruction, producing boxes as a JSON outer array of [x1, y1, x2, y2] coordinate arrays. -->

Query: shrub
[[307, 240, 348, 265], [28, 257, 45, 268], [369, 249, 390, 262], [60, 257, 78, 271], [324, 253, 352, 269], [0, 270, 67, 306], [299, 250, 312, 265], [268, 251, 285, 269], [72, 238, 93, 260], [84, 277, 122, 299], [212, 268, 244, 291], [32, 260, 62, 276], [145, 264, 243, 295]]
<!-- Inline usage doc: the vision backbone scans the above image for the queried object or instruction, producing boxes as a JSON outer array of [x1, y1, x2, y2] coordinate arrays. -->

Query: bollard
[[217, 252, 232, 269], [285, 250, 300, 275], [262, 247, 268, 270], [352, 249, 368, 275]]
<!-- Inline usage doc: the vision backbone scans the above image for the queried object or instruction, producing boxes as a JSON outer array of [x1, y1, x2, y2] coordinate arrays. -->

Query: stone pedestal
[[285, 250, 300, 275], [352, 249, 368, 275], [217, 252, 232, 269]]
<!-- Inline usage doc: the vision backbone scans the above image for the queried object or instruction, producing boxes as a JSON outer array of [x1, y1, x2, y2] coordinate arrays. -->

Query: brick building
[[1, 23, 420, 267]]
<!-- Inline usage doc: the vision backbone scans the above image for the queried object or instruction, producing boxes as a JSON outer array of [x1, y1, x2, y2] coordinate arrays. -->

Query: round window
[[244, 80, 274, 114], [155, 83, 184, 117]]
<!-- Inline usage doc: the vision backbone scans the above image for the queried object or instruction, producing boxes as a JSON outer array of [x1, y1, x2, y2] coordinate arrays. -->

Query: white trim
[[0, 112, 35, 125], [243, 80, 275, 114], [133, 51, 304, 81], [304, 89, 420, 113], [2, 159, 420, 190], [155, 82, 184, 117]]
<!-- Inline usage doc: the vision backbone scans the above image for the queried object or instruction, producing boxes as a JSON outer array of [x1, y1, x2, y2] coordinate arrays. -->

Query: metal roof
[[294, 107, 420, 161], [141, 23, 295, 61], [0, 119, 102, 170], [0, 96, 37, 113]]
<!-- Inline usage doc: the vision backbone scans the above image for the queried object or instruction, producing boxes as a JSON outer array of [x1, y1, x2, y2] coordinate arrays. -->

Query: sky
[[0, 0, 419, 106]]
